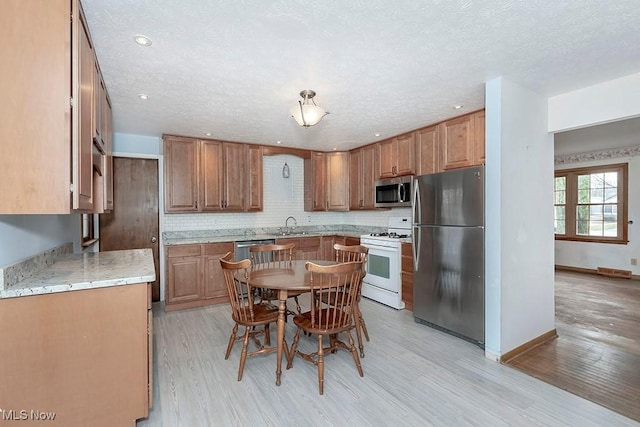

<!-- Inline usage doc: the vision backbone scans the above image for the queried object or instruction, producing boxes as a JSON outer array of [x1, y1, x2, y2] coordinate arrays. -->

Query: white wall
[[485, 77, 556, 358], [0, 215, 80, 266], [113, 133, 161, 155], [548, 72, 640, 132], [554, 152, 640, 275]]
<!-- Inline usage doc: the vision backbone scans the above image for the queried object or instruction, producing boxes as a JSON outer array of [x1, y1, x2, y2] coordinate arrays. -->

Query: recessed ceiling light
[[138, 94, 149, 100], [453, 105, 463, 109], [276, 141, 282, 144], [134, 35, 152, 46], [374, 133, 380, 137], [333, 148, 337, 151], [205, 133, 212, 137]]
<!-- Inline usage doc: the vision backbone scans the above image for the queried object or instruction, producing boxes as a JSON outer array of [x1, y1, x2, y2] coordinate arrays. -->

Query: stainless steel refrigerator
[[412, 166, 484, 346]]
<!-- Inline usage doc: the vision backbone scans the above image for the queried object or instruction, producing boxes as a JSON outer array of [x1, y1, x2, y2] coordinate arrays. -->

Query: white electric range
[[360, 217, 411, 309]]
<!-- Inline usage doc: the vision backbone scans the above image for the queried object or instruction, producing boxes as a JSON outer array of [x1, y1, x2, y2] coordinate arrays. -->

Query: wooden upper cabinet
[[349, 144, 376, 210], [164, 136, 259, 213], [75, 10, 95, 211], [222, 142, 246, 211], [246, 144, 263, 212], [200, 140, 223, 211], [440, 114, 475, 170], [415, 125, 440, 175], [165, 136, 199, 212], [327, 152, 350, 211], [103, 95, 114, 211], [305, 151, 348, 211], [378, 133, 415, 178], [474, 110, 486, 165], [304, 152, 327, 211]]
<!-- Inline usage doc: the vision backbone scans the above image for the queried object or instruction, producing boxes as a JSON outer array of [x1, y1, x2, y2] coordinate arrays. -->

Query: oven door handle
[[362, 244, 398, 254]]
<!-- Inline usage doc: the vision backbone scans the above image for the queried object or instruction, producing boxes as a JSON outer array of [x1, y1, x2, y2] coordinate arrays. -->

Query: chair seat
[[292, 309, 350, 335], [231, 302, 279, 326]]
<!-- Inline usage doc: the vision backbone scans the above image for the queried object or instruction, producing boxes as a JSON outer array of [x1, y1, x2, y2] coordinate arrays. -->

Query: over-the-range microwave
[[374, 175, 413, 208]]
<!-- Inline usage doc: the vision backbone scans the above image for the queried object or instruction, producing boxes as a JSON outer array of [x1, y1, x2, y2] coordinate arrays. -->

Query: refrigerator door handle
[[412, 226, 420, 270], [412, 178, 420, 226]]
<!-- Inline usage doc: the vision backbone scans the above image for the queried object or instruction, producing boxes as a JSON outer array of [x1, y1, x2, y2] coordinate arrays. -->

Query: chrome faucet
[[285, 216, 297, 234]]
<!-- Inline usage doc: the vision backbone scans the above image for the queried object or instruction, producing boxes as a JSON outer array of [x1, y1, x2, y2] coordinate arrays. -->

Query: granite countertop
[[0, 249, 156, 299], [163, 227, 379, 246]]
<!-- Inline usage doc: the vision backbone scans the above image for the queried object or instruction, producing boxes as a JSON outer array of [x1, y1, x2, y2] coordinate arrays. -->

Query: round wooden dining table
[[247, 259, 334, 386]]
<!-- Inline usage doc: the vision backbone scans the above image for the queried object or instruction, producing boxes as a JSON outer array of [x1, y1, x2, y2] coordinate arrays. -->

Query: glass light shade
[[291, 104, 328, 127]]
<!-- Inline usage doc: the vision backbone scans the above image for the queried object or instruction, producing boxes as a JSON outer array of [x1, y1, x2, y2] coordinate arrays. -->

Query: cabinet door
[[349, 149, 362, 210], [377, 139, 396, 178], [360, 144, 377, 209], [416, 125, 439, 175], [93, 63, 102, 150], [74, 13, 95, 211], [297, 237, 322, 260], [200, 140, 223, 211], [474, 110, 485, 165], [166, 254, 202, 303], [395, 132, 415, 176], [246, 144, 263, 211], [165, 136, 199, 212], [304, 152, 327, 211], [401, 242, 414, 311], [222, 142, 246, 211], [203, 243, 234, 300], [103, 95, 114, 211], [327, 152, 349, 211], [441, 114, 475, 170], [344, 236, 361, 246], [321, 236, 335, 261]]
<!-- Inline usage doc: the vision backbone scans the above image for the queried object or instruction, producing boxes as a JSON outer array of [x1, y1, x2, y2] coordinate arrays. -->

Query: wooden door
[[100, 157, 161, 301], [164, 136, 198, 211], [441, 114, 475, 170], [474, 110, 486, 165], [246, 144, 263, 211], [200, 140, 223, 211], [349, 149, 363, 209], [395, 132, 416, 176], [416, 125, 439, 175], [361, 144, 377, 209], [377, 139, 396, 178], [202, 242, 234, 301], [327, 152, 349, 211], [222, 142, 246, 211]]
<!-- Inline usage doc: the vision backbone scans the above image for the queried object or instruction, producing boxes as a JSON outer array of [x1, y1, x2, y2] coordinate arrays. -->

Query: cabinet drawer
[[203, 242, 234, 256], [166, 244, 202, 258]]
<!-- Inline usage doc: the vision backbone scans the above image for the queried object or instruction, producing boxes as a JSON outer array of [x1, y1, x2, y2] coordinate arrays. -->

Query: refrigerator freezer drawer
[[413, 225, 484, 344]]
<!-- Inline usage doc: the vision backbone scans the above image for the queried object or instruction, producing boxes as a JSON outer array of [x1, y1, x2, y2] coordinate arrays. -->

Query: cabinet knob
[[150, 236, 157, 243]]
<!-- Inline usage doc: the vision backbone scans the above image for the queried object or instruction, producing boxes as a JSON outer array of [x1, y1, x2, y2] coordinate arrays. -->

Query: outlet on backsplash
[[632, 258, 638, 266]]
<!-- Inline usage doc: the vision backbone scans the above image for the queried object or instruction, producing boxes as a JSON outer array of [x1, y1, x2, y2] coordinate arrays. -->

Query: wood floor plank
[[138, 291, 638, 426], [508, 271, 640, 423]]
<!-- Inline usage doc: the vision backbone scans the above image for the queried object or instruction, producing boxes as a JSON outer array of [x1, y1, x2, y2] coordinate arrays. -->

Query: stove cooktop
[[367, 232, 410, 239]]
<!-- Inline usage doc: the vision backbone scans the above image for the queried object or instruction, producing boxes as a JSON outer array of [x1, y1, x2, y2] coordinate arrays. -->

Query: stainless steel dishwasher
[[234, 239, 276, 261]]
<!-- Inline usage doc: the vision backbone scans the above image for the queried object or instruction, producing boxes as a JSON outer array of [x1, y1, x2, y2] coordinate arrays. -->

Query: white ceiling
[[82, 0, 640, 151]]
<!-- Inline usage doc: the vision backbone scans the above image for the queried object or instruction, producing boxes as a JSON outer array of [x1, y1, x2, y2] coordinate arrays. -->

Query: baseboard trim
[[500, 329, 558, 364], [555, 264, 640, 281]]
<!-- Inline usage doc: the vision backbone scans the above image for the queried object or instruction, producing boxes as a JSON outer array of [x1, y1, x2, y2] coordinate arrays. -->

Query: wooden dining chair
[[286, 261, 365, 395], [333, 243, 370, 358], [219, 252, 282, 381], [249, 243, 303, 315]]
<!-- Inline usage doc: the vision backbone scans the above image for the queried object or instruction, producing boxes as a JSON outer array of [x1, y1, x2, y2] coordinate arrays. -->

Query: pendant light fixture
[[291, 90, 329, 127]]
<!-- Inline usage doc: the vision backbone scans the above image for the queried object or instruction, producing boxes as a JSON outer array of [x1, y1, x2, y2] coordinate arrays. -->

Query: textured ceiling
[[82, 0, 640, 151]]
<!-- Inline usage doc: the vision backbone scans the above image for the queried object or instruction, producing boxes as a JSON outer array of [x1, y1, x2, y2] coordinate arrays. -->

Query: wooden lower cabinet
[[165, 242, 233, 311], [276, 236, 322, 260], [401, 242, 414, 311], [0, 283, 152, 426]]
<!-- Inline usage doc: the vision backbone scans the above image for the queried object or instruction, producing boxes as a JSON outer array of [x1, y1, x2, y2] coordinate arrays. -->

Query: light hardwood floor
[[138, 296, 638, 426]]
